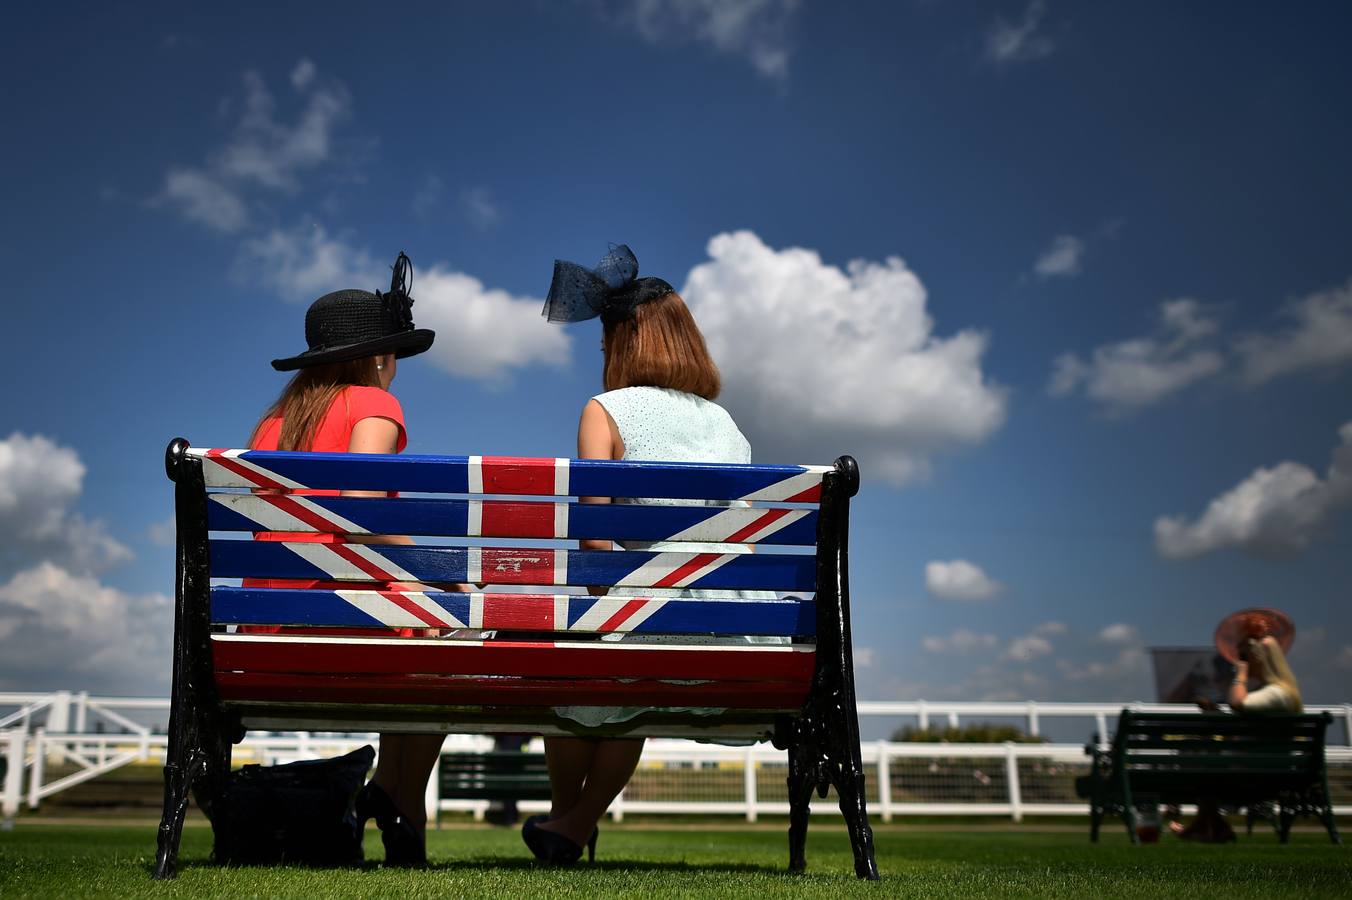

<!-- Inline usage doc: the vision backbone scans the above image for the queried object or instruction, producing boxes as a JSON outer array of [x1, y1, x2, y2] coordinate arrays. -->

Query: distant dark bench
[[436, 750, 551, 824], [153, 440, 879, 879], [1075, 709, 1340, 844]]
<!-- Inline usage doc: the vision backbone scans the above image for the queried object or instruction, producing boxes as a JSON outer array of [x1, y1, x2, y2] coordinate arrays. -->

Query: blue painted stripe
[[210, 587, 817, 636], [208, 540, 817, 591], [200, 450, 825, 500], [206, 495, 820, 545]]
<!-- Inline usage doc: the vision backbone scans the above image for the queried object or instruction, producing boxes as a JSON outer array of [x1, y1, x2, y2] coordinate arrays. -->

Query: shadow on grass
[[157, 856, 787, 877]]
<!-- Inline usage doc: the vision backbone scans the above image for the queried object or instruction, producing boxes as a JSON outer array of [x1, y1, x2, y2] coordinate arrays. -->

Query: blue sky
[[2, 1, 1349, 709]]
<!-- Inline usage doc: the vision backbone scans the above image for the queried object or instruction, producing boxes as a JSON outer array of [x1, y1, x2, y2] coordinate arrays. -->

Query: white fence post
[[73, 692, 88, 734], [917, 699, 929, 732], [1027, 702, 1040, 738], [744, 747, 757, 823], [1004, 742, 1022, 823], [2, 730, 25, 825], [611, 786, 624, 823], [876, 740, 892, 823], [47, 693, 71, 734], [1343, 704, 1352, 747], [27, 729, 44, 810], [1095, 712, 1108, 743]]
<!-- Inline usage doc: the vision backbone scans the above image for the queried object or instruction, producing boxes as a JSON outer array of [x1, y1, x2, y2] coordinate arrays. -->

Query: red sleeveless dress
[[241, 386, 408, 632]]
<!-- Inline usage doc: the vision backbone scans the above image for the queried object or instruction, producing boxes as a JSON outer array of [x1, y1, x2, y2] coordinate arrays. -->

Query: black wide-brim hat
[[271, 252, 436, 372]]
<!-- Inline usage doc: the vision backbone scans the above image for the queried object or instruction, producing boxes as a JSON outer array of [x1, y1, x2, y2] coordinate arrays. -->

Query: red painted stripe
[[786, 484, 821, 503], [212, 639, 814, 682], [483, 595, 555, 630], [481, 501, 554, 538], [376, 590, 448, 628], [215, 672, 810, 710], [480, 457, 557, 495], [206, 449, 290, 491], [480, 548, 556, 584], [653, 552, 722, 588], [327, 543, 400, 582], [723, 507, 792, 543], [261, 494, 347, 533], [598, 598, 649, 632]]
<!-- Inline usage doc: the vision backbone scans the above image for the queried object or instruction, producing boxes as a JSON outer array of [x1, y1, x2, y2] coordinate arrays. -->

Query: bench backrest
[[165, 440, 862, 740], [1108, 710, 1331, 780]]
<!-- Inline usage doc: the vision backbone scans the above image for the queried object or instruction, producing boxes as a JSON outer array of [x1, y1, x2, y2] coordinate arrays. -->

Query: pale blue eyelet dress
[[552, 386, 786, 731]]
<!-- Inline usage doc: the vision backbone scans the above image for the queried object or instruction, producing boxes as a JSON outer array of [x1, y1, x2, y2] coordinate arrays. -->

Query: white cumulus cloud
[[924, 559, 1003, 601], [1098, 623, 1139, 645], [1004, 634, 1053, 661], [155, 60, 353, 232], [984, 0, 1054, 66], [921, 629, 999, 654], [1154, 421, 1352, 559], [0, 433, 131, 576], [683, 230, 1007, 483], [1049, 299, 1224, 415], [614, 0, 800, 80], [1236, 278, 1352, 385], [243, 226, 570, 383], [1034, 234, 1083, 278], [0, 563, 171, 694]]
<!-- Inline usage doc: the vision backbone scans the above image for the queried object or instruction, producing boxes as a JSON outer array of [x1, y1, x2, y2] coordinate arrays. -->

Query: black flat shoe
[[356, 783, 427, 868], [521, 818, 598, 865]]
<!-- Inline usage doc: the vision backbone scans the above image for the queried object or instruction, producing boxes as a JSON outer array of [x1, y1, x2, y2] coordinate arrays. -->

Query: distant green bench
[[436, 751, 551, 824], [1075, 709, 1340, 844]]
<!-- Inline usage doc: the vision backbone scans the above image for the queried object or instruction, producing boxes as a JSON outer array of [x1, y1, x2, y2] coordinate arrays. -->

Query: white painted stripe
[[553, 596, 569, 631], [571, 598, 628, 630], [670, 553, 738, 588], [739, 469, 827, 503], [339, 542, 418, 582], [615, 597, 667, 632], [469, 593, 484, 628], [467, 547, 483, 584], [223, 449, 309, 490], [612, 553, 702, 589], [288, 495, 369, 535], [211, 495, 305, 532], [335, 590, 427, 628], [285, 541, 363, 579], [468, 456, 483, 494], [553, 501, 569, 539], [401, 591, 466, 628], [554, 457, 570, 497], [554, 549, 567, 586], [664, 506, 810, 544], [740, 508, 811, 544], [467, 500, 483, 537]]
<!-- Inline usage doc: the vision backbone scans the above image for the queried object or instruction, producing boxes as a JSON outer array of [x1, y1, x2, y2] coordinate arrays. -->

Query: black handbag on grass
[[211, 744, 374, 866]]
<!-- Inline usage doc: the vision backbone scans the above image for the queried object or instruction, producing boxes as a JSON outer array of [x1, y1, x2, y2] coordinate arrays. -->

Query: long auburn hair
[[602, 293, 721, 399], [249, 357, 382, 451]]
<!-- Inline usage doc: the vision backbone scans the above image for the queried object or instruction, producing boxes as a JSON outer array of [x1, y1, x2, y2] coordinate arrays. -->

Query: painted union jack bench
[[153, 438, 879, 879]]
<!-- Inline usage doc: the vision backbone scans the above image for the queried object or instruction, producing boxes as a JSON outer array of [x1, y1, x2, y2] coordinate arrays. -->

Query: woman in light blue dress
[[521, 244, 759, 865]]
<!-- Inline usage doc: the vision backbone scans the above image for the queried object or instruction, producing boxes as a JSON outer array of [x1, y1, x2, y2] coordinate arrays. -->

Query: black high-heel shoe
[[356, 783, 427, 868], [521, 818, 600, 865]]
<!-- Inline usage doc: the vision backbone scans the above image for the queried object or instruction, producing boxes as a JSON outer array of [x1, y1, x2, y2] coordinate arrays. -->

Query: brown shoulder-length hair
[[249, 357, 382, 451], [602, 293, 721, 399]]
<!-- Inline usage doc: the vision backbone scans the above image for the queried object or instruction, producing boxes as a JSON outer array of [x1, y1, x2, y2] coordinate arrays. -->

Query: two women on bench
[[247, 244, 755, 867]]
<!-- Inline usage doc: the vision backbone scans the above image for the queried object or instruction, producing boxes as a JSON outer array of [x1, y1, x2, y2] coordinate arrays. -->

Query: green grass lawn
[[1, 823, 1348, 899]]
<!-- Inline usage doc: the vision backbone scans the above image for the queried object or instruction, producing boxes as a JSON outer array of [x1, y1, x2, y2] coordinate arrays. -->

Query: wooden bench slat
[[214, 671, 811, 710], [211, 587, 817, 636], [209, 540, 818, 591], [212, 635, 816, 682], [194, 448, 829, 502], [208, 494, 821, 545]]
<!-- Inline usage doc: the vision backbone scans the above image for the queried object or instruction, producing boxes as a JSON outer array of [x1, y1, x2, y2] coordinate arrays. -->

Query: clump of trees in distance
[[890, 723, 1049, 744]]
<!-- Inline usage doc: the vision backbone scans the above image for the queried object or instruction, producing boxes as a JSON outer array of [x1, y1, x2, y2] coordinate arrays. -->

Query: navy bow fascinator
[[542, 244, 675, 324]]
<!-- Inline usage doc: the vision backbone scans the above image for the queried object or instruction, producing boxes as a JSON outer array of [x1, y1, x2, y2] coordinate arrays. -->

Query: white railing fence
[[4, 692, 1351, 827]]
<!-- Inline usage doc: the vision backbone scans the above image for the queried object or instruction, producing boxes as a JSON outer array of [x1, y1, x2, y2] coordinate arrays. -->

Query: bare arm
[[577, 399, 623, 552], [1227, 660, 1250, 709], [343, 417, 411, 546]]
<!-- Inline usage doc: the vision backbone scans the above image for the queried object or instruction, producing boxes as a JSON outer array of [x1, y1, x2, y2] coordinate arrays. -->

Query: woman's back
[[593, 386, 749, 465]]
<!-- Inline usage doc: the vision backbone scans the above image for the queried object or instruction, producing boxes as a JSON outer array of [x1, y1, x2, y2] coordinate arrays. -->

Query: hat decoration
[[1213, 607, 1296, 664], [542, 244, 675, 324], [271, 251, 435, 371]]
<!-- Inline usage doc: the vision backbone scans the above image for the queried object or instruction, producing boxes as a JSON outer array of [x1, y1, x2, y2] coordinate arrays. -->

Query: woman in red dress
[[246, 253, 440, 866]]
